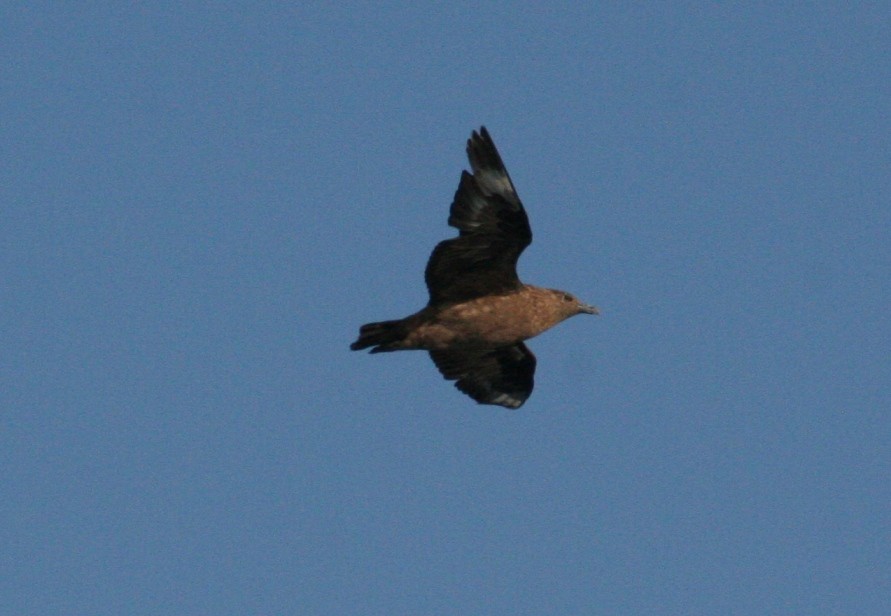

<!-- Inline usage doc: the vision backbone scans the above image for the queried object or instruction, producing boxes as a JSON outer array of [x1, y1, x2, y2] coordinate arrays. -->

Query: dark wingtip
[[468, 126, 491, 150]]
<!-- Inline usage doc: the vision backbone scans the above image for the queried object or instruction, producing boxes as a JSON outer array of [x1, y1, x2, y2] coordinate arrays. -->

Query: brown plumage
[[350, 127, 599, 409]]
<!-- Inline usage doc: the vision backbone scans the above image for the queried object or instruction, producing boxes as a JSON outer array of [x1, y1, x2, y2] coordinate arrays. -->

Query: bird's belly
[[406, 296, 543, 350], [409, 323, 526, 350]]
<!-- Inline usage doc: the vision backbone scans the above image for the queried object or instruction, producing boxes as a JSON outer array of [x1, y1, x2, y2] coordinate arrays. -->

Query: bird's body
[[351, 127, 598, 409], [359, 285, 590, 352]]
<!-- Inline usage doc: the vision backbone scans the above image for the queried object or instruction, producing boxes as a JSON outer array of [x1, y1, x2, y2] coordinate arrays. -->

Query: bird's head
[[549, 289, 600, 318]]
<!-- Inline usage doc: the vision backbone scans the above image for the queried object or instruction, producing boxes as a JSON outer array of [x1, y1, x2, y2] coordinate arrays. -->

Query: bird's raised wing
[[424, 127, 532, 305], [429, 343, 536, 409]]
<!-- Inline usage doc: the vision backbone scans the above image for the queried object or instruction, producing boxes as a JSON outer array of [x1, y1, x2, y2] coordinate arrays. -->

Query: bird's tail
[[350, 319, 408, 353]]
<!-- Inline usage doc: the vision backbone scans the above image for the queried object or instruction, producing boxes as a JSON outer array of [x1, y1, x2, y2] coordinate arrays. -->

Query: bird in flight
[[350, 127, 599, 409]]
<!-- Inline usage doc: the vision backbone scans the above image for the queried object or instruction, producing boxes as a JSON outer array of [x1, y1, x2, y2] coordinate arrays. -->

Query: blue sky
[[3, 3, 889, 614]]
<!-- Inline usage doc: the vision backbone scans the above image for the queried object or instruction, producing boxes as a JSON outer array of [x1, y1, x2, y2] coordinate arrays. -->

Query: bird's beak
[[579, 303, 600, 315]]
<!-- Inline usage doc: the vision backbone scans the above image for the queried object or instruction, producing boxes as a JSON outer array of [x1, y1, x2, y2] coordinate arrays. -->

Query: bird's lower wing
[[429, 343, 536, 409]]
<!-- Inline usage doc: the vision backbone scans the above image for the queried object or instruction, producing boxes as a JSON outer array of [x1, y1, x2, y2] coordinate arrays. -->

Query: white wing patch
[[475, 169, 515, 201], [490, 392, 523, 408]]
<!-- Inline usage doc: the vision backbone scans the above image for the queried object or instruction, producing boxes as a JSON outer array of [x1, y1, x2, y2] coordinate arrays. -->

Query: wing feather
[[429, 343, 536, 409], [424, 128, 532, 305]]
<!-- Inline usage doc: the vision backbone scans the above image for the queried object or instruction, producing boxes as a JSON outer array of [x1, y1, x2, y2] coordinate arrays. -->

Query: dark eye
[[562, 293, 573, 302]]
